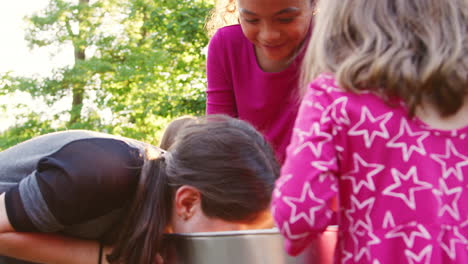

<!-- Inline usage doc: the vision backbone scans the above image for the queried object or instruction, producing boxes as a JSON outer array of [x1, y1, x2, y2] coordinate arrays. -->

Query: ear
[[174, 185, 202, 220]]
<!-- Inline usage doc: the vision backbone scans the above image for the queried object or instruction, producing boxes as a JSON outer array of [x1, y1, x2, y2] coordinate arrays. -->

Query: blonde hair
[[205, 0, 239, 37], [301, 0, 468, 116]]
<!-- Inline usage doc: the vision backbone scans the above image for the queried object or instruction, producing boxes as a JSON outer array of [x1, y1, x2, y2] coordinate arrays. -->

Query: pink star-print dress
[[272, 74, 468, 263]]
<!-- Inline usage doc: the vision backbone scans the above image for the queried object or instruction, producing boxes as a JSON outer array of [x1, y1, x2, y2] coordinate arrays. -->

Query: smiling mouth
[[262, 43, 285, 50]]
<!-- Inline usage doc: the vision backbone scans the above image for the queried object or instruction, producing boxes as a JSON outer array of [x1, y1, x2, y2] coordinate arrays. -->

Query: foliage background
[[0, 0, 214, 150]]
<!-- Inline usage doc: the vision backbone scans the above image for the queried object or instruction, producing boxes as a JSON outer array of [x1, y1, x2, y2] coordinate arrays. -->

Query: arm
[[2, 193, 114, 264], [272, 78, 339, 255], [0, 193, 13, 233], [206, 29, 238, 116], [0, 231, 112, 264], [0, 139, 141, 263], [5, 139, 140, 234]]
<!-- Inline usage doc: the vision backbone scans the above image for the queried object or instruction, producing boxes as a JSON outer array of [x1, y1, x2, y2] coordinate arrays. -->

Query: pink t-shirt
[[206, 25, 305, 163], [272, 74, 468, 263]]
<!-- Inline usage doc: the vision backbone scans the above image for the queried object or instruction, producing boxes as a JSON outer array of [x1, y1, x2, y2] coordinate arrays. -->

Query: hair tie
[[161, 150, 172, 163]]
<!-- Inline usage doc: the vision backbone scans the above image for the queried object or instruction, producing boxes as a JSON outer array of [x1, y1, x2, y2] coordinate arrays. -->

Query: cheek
[[240, 23, 258, 43], [288, 20, 311, 42]]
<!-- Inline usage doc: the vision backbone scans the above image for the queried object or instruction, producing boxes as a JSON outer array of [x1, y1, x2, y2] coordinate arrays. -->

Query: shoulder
[[33, 135, 148, 189], [209, 24, 248, 50], [46, 137, 145, 173], [0, 130, 126, 182], [32, 129, 151, 153], [304, 74, 345, 102], [37, 137, 145, 206], [212, 24, 244, 40], [4, 130, 120, 151]]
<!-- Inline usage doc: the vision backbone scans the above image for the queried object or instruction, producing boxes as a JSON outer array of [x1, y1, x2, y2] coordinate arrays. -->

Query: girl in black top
[[0, 115, 278, 264]]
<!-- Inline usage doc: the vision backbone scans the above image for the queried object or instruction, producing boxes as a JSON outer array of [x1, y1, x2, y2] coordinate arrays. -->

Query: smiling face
[[238, 0, 314, 72]]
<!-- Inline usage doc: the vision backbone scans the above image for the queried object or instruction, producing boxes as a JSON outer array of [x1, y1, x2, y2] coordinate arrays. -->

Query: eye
[[278, 17, 294, 23], [243, 18, 259, 24]]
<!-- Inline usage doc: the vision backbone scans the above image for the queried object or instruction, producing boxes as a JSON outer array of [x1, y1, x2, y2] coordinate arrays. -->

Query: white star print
[[320, 96, 350, 126], [345, 196, 375, 232], [462, 219, 468, 228], [276, 174, 293, 190], [309, 89, 325, 97], [430, 139, 468, 181], [293, 122, 332, 157], [336, 145, 344, 152], [433, 178, 462, 220], [283, 182, 326, 226], [341, 248, 353, 264], [386, 119, 430, 161], [274, 174, 293, 198], [382, 167, 433, 210], [342, 153, 384, 193], [315, 75, 343, 93], [273, 189, 281, 198], [348, 106, 393, 148], [405, 245, 433, 264], [303, 99, 325, 111], [317, 171, 335, 184], [311, 158, 336, 172], [382, 211, 396, 229], [313, 170, 339, 192], [385, 221, 431, 248], [319, 82, 342, 93], [461, 219, 468, 251], [351, 223, 381, 262], [280, 222, 309, 241], [438, 225, 466, 260]]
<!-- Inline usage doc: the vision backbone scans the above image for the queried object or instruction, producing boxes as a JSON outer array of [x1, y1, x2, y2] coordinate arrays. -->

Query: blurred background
[[0, 0, 214, 150]]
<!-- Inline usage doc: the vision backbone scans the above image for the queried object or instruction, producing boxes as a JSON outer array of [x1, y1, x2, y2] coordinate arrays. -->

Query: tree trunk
[[69, 0, 89, 125]]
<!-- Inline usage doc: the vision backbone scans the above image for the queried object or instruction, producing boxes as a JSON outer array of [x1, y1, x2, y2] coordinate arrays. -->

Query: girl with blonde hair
[[273, 0, 468, 263]]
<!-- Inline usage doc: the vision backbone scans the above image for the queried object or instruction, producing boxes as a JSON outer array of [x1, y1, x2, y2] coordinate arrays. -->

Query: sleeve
[[272, 78, 339, 256], [205, 29, 238, 117], [4, 138, 142, 233]]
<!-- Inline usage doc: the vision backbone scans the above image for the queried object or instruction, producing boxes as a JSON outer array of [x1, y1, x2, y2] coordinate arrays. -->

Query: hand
[[156, 254, 164, 264], [0, 193, 14, 233]]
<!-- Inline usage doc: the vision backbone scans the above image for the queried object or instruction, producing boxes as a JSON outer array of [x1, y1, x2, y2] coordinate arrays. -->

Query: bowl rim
[[165, 225, 338, 238]]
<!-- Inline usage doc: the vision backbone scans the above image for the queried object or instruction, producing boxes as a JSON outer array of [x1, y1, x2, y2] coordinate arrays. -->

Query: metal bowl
[[162, 226, 338, 264]]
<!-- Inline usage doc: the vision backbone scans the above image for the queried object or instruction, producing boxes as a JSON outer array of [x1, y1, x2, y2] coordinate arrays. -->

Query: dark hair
[[159, 115, 196, 150], [107, 115, 279, 264]]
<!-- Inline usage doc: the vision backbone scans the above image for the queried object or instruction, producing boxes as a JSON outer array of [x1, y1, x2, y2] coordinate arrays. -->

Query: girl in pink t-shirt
[[205, 0, 315, 163], [272, 0, 468, 263]]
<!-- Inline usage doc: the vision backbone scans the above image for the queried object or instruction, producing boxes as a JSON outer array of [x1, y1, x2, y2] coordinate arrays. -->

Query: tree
[[0, 0, 214, 149]]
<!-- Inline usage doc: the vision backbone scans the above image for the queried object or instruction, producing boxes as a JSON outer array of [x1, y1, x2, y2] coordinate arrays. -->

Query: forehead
[[238, 0, 311, 15]]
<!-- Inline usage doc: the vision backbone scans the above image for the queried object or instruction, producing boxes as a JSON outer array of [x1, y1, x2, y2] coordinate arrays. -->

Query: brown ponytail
[[107, 115, 279, 263], [106, 153, 173, 264]]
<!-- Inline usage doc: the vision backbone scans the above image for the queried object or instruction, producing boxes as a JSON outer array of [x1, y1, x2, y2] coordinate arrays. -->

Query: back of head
[[302, 0, 468, 116], [159, 115, 197, 150], [108, 115, 279, 264], [166, 114, 279, 221]]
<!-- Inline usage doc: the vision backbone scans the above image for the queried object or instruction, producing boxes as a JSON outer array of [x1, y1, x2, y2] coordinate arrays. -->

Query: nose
[[258, 22, 280, 44]]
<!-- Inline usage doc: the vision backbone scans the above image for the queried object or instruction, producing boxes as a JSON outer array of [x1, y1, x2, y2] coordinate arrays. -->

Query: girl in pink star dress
[[272, 0, 468, 263]]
